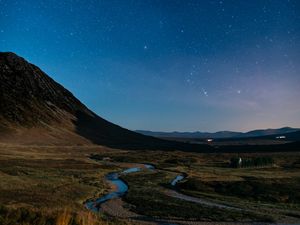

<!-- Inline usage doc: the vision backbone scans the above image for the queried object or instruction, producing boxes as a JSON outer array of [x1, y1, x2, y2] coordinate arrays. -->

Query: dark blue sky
[[1, 0, 299, 131]]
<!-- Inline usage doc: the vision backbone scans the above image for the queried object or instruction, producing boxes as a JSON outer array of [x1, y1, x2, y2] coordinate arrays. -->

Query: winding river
[[85, 164, 154, 212], [85, 162, 238, 213], [170, 174, 185, 186]]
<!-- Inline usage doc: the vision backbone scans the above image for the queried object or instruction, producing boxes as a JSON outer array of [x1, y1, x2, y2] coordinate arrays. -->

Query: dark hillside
[[0, 52, 211, 152]]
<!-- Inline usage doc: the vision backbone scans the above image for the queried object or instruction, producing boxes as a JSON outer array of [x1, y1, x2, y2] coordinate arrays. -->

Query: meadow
[[0, 144, 300, 224], [0, 144, 129, 225], [93, 150, 300, 223]]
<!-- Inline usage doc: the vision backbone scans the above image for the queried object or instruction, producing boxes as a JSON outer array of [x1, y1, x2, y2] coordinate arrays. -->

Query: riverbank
[[91, 150, 300, 224], [1, 145, 300, 224], [85, 163, 154, 212]]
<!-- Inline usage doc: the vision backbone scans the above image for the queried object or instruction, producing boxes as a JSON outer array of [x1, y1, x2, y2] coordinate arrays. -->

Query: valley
[[1, 0, 300, 223], [1, 52, 299, 224], [1, 144, 299, 225]]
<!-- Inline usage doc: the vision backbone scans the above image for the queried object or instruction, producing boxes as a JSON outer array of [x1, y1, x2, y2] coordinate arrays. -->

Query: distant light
[[276, 136, 286, 139], [207, 139, 213, 142]]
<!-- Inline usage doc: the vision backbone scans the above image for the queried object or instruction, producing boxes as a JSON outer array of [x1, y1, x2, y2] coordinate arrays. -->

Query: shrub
[[230, 156, 274, 168]]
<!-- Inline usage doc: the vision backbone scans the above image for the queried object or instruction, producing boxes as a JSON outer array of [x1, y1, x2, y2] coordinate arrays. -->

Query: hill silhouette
[[0, 52, 211, 151]]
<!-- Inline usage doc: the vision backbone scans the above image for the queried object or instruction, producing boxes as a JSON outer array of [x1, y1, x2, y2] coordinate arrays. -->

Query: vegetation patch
[[122, 172, 273, 222], [0, 205, 128, 225], [229, 156, 274, 168], [178, 177, 300, 204]]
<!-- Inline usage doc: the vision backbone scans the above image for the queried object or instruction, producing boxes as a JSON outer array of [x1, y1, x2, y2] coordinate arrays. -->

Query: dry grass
[[75, 211, 109, 225], [1, 143, 300, 224], [0, 144, 131, 224], [55, 209, 109, 225], [91, 149, 300, 222], [0, 144, 116, 211], [56, 209, 72, 225]]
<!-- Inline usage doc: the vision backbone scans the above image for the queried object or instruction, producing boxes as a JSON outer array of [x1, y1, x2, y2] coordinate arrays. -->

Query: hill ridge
[[136, 127, 300, 139], [0, 52, 211, 151]]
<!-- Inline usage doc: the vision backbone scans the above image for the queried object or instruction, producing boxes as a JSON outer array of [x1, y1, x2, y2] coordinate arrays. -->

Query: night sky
[[1, 0, 299, 132]]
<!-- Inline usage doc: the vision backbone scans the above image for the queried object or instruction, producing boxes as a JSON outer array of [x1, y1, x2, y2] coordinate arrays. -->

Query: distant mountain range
[[136, 127, 300, 139]]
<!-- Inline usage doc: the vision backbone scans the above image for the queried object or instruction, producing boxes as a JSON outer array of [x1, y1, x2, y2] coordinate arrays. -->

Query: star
[[202, 89, 208, 97], [1, 0, 298, 132]]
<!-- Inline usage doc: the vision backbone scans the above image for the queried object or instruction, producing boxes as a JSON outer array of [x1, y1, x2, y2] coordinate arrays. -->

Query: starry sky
[[0, 0, 299, 132]]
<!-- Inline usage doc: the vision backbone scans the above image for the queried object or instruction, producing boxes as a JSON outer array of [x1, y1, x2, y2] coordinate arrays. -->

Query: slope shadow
[[74, 110, 214, 152], [218, 141, 300, 153], [74, 111, 300, 153]]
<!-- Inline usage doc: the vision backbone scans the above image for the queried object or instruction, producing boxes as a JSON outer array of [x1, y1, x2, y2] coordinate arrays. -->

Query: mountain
[[243, 130, 300, 142], [0, 52, 212, 151], [136, 127, 300, 139], [237, 127, 300, 138], [135, 130, 241, 139]]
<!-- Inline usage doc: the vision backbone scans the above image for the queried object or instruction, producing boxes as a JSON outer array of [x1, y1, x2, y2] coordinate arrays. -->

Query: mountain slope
[[0, 52, 211, 151]]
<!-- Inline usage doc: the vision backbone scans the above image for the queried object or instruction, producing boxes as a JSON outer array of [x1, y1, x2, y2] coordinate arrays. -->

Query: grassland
[[0, 144, 128, 225], [123, 171, 273, 222], [0, 144, 300, 224], [92, 150, 300, 223]]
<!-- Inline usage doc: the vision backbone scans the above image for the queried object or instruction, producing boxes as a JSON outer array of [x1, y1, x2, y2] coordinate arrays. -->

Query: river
[[85, 164, 154, 212], [85, 162, 238, 212]]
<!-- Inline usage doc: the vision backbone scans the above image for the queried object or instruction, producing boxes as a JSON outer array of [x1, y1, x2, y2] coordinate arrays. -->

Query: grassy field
[[123, 171, 273, 222], [0, 144, 128, 225], [1, 144, 300, 224], [92, 150, 300, 223]]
